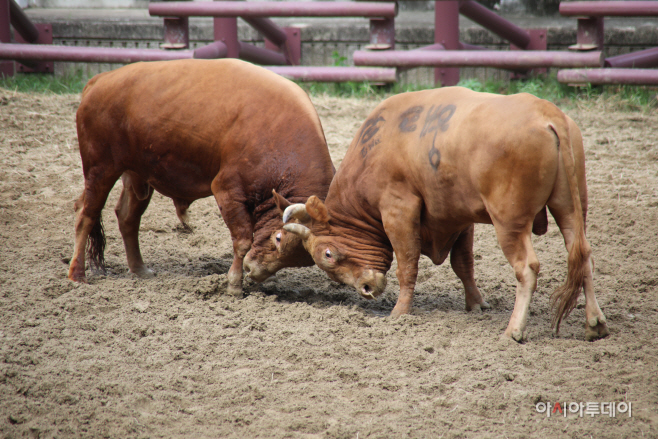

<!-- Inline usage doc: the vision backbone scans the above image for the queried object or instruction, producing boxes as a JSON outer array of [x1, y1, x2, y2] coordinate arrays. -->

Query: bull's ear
[[272, 189, 292, 214], [305, 196, 330, 223]]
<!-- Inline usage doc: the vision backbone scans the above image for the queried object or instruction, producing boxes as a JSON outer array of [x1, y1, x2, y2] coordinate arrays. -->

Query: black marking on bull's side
[[358, 114, 385, 158], [360, 138, 381, 158], [419, 104, 456, 138], [358, 115, 385, 145], [428, 132, 441, 171], [398, 106, 424, 133]]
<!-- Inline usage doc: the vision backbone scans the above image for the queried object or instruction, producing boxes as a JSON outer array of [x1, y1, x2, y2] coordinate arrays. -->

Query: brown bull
[[283, 87, 609, 342], [68, 59, 334, 294]]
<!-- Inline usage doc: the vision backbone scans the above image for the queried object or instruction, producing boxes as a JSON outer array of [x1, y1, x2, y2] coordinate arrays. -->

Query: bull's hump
[[88, 59, 310, 113], [85, 59, 324, 147]]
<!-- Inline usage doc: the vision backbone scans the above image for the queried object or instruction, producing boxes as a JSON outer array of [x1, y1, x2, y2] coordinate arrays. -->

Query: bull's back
[[76, 59, 330, 199], [338, 87, 564, 224]]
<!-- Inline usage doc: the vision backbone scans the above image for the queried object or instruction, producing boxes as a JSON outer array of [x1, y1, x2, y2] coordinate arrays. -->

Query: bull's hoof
[[226, 283, 243, 298], [68, 263, 87, 283], [68, 275, 88, 284], [502, 328, 527, 343], [466, 300, 491, 312], [130, 267, 155, 279], [585, 316, 610, 341], [390, 303, 411, 319]]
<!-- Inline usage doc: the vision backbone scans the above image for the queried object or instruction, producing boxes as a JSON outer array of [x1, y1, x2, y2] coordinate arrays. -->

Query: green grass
[[299, 73, 658, 111], [455, 74, 658, 111], [2, 69, 656, 111], [300, 80, 381, 97], [0, 69, 88, 94]]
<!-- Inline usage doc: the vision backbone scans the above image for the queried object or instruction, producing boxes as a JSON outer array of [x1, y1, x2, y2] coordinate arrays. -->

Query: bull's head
[[243, 190, 315, 282], [281, 196, 388, 299]]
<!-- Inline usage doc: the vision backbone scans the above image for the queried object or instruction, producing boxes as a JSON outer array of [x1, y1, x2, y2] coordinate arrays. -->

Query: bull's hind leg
[[69, 193, 92, 281], [450, 225, 490, 312], [548, 207, 609, 341], [114, 172, 155, 278], [493, 223, 540, 343], [68, 171, 121, 282], [211, 174, 253, 297]]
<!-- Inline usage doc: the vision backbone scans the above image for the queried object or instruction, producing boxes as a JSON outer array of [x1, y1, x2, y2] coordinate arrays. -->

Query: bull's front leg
[[212, 177, 253, 297], [381, 190, 423, 318]]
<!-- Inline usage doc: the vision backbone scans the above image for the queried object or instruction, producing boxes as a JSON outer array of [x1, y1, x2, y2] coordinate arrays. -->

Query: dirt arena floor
[[1, 87, 657, 439]]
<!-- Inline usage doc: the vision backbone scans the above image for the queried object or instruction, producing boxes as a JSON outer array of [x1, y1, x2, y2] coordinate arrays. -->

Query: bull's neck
[[251, 180, 313, 240], [325, 202, 394, 273], [251, 169, 327, 227]]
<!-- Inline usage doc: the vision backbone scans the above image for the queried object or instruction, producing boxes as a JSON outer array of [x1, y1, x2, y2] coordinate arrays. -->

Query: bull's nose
[[243, 257, 274, 283], [356, 269, 386, 299], [360, 283, 376, 300], [246, 271, 270, 282], [245, 268, 270, 282]]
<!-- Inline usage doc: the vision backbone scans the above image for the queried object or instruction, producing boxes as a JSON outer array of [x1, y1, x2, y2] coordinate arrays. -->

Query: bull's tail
[[86, 216, 107, 273], [548, 119, 591, 333], [78, 71, 111, 275]]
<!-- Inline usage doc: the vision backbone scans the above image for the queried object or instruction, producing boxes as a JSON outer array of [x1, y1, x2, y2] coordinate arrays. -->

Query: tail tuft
[[548, 118, 591, 334], [86, 216, 107, 273], [550, 232, 590, 333]]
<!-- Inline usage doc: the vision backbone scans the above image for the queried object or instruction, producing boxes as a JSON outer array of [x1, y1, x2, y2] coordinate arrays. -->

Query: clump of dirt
[[1, 89, 656, 438]]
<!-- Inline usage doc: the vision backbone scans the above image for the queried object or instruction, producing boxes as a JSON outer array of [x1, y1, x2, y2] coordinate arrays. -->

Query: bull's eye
[[325, 249, 332, 259], [275, 233, 282, 244]]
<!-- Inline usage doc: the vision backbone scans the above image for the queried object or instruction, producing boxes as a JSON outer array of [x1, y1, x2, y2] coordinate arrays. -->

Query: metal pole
[[570, 17, 604, 51], [193, 41, 228, 59], [238, 41, 287, 65], [265, 66, 396, 82], [558, 68, 658, 85], [368, 18, 395, 50], [434, 0, 460, 86], [0, 43, 194, 63], [0, 0, 10, 44], [0, 0, 13, 76], [458, 0, 530, 49], [162, 16, 189, 49], [149, 2, 397, 18], [9, 0, 38, 43], [604, 47, 658, 68], [560, 1, 658, 16], [353, 50, 603, 69], [214, 16, 239, 58], [242, 17, 288, 47]]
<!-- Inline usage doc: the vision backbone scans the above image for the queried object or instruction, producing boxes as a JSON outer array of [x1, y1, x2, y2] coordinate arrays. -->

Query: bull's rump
[[76, 59, 326, 201], [340, 87, 563, 228]]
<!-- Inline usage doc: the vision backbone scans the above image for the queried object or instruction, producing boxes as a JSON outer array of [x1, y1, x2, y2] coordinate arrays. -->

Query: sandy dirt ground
[[1, 87, 657, 439]]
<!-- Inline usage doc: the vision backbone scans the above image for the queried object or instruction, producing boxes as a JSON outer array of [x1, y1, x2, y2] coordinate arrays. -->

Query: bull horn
[[282, 203, 310, 224], [283, 223, 311, 239]]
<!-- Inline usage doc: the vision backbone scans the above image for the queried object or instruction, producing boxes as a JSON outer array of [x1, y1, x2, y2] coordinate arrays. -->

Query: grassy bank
[[301, 74, 658, 111], [0, 70, 88, 95], [1, 70, 656, 111]]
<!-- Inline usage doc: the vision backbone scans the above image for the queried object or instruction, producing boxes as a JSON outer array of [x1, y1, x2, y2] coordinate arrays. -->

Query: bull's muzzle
[[356, 269, 386, 300], [243, 254, 273, 283]]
